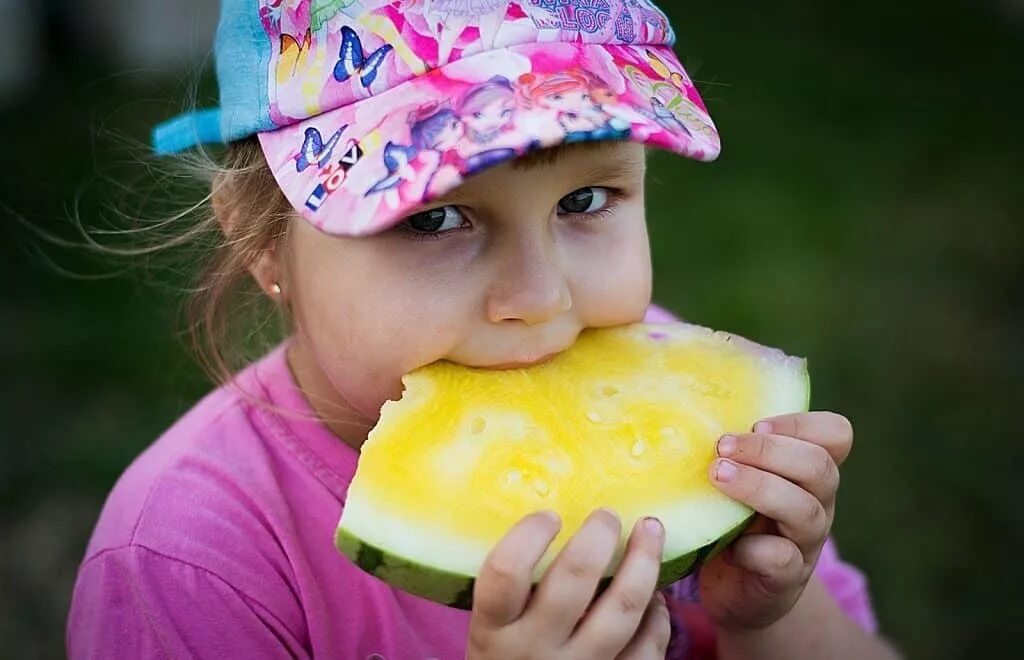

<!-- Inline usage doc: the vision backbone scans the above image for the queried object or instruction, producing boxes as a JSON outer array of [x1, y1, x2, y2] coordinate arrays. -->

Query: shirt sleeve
[[67, 545, 309, 660], [812, 537, 879, 634], [661, 537, 878, 659]]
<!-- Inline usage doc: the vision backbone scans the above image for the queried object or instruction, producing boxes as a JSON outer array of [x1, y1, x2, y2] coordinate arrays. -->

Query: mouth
[[478, 351, 561, 371]]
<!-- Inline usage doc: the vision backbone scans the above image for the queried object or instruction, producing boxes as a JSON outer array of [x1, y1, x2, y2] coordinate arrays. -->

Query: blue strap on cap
[[152, 108, 224, 155]]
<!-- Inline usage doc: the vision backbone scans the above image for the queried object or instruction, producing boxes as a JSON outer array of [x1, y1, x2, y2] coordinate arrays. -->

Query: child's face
[[465, 97, 515, 137], [433, 116, 465, 150], [542, 89, 591, 112], [282, 142, 652, 442]]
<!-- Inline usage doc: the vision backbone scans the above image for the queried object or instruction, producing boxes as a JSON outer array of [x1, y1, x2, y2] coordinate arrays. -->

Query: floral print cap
[[153, 1, 721, 237]]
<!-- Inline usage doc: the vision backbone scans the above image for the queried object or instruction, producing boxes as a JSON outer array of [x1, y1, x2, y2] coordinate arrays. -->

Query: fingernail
[[643, 517, 664, 537], [715, 459, 739, 482], [754, 421, 772, 434], [537, 510, 561, 526], [718, 434, 737, 457]]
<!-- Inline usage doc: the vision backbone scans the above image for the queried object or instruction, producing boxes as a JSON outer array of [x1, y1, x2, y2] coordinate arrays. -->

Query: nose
[[486, 233, 573, 326]]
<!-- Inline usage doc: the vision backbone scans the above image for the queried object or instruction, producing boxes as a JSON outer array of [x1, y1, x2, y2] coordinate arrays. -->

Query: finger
[[523, 508, 622, 643], [711, 460, 829, 559], [473, 511, 562, 628], [753, 412, 853, 466], [614, 592, 672, 660], [728, 534, 806, 593], [567, 516, 665, 658], [717, 432, 840, 506]]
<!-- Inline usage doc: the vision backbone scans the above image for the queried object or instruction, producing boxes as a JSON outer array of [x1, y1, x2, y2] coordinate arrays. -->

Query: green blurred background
[[2, 1, 1021, 657]]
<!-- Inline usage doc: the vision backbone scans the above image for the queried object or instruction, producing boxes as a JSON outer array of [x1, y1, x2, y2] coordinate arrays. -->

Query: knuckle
[[466, 624, 494, 655], [613, 587, 646, 616], [811, 448, 836, 486], [482, 556, 520, 587], [752, 432, 772, 460], [802, 498, 827, 530], [561, 552, 604, 581], [773, 542, 800, 571], [790, 414, 805, 439], [746, 469, 768, 501]]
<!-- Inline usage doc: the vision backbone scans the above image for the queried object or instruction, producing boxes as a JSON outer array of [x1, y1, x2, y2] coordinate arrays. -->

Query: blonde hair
[[189, 136, 293, 385]]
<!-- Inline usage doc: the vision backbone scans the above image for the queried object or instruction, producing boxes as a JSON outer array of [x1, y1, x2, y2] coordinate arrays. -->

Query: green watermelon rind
[[336, 512, 754, 610]]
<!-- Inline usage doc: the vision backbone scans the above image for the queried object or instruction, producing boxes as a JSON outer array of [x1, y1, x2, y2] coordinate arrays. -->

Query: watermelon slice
[[336, 322, 809, 608]]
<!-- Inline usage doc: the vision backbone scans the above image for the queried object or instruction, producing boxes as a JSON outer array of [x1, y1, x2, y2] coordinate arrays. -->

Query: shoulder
[[68, 544, 306, 659], [80, 353, 305, 608]]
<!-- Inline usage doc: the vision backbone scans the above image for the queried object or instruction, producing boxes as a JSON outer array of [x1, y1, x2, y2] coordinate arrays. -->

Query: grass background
[[2, 1, 1022, 657]]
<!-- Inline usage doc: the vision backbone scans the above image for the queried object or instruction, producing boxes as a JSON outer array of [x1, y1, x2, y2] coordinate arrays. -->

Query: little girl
[[69, 2, 900, 658]]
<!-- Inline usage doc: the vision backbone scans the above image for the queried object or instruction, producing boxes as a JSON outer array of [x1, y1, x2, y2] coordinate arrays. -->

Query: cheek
[[566, 210, 652, 325], [286, 236, 475, 414]]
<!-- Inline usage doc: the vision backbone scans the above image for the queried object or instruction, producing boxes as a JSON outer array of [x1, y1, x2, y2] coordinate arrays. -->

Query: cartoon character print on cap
[[623, 48, 720, 152], [366, 103, 468, 206], [520, 0, 671, 43], [257, 1, 676, 131], [423, 1, 513, 65], [361, 60, 641, 211], [516, 69, 631, 144], [458, 76, 521, 174], [364, 75, 527, 207]]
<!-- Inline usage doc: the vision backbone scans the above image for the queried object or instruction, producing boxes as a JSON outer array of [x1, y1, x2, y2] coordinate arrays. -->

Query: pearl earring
[[270, 282, 282, 296]]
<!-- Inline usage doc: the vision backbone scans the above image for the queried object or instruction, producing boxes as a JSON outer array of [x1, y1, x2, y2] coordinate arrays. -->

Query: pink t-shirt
[[68, 312, 878, 659]]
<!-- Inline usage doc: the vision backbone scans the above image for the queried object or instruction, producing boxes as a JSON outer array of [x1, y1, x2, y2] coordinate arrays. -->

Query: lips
[[479, 351, 561, 370]]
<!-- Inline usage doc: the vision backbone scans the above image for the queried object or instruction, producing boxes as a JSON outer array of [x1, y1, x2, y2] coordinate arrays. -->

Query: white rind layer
[[339, 487, 755, 579]]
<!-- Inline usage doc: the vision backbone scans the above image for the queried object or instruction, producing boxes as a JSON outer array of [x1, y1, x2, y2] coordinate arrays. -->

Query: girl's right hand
[[467, 509, 670, 660]]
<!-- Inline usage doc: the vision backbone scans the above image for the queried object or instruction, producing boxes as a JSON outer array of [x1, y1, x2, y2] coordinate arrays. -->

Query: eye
[[558, 187, 611, 215], [402, 206, 467, 235]]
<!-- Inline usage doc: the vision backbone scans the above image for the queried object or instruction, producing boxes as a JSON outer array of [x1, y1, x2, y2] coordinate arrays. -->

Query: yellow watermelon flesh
[[336, 322, 809, 608]]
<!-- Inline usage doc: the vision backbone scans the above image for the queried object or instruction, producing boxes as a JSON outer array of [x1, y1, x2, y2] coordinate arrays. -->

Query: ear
[[212, 172, 285, 300]]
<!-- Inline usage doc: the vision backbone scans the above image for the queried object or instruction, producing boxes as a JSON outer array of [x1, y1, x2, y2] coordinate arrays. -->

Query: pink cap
[[252, 1, 721, 236]]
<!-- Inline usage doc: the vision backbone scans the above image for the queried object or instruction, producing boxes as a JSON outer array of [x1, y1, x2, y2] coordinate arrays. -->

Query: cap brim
[[258, 42, 720, 237]]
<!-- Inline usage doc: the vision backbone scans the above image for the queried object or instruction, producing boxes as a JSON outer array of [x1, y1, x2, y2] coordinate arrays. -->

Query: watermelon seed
[[471, 418, 487, 434], [601, 385, 620, 397], [503, 469, 522, 486], [631, 438, 647, 457], [533, 479, 551, 496], [587, 411, 602, 423], [660, 427, 677, 439]]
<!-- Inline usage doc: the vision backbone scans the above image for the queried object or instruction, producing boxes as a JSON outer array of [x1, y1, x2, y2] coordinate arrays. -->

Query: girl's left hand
[[698, 411, 853, 631]]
